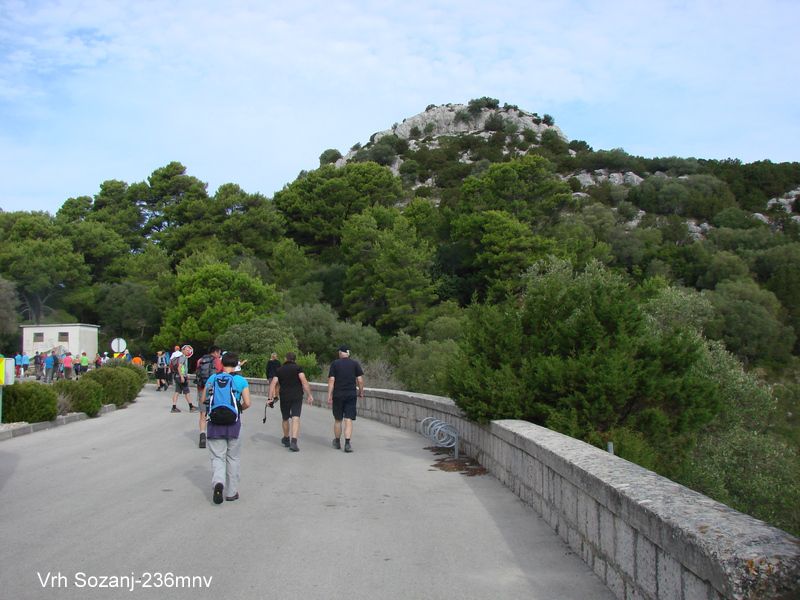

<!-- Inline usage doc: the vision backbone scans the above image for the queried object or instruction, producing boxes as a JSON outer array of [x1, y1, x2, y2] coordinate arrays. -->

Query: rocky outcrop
[[570, 170, 644, 188], [335, 103, 565, 169], [379, 104, 562, 141]]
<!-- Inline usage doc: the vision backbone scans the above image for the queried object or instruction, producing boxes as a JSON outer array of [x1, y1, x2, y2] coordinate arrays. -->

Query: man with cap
[[327, 345, 365, 453]]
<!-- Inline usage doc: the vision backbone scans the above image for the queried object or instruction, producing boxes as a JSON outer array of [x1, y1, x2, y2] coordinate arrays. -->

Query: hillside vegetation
[[1, 98, 798, 534]]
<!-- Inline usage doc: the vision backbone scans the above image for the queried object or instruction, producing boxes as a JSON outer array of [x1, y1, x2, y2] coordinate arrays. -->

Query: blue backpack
[[207, 374, 239, 425]]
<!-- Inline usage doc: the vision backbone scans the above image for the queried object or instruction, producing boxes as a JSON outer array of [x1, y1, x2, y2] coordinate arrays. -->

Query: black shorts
[[332, 396, 357, 421], [280, 396, 303, 420]]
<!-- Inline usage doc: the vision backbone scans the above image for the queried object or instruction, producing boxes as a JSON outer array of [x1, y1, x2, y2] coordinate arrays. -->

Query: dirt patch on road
[[426, 446, 487, 476]]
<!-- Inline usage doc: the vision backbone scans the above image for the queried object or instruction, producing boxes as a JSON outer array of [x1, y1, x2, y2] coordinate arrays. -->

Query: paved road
[[0, 385, 613, 600]]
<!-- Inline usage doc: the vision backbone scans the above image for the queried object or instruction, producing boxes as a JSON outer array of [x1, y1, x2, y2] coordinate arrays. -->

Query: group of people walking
[[14, 350, 98, 382], [166, 343, 365, 505]]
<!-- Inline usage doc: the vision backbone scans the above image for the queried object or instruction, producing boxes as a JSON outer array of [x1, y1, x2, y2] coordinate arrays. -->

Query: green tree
[[319, 148, 343, 166], [695, 251, 750, 289], [140, 161, 209, 236], [95, 282, 162, 350], [681, 343, 800, 535], [340, 210, 438, 334], [450, 210, 556, 301], [753, 243, 800, 352], [273, 162, 402, 254], [152, 263, 279, 349], [705, 279, 795, 367], [87, 179, 146, 248], [61, 220, 129, 282], [216, 317, 297, 355], [447, 259, 720, 476], [0, 237, 89, 324], [0, 276, 19, 335], [280, 302, 383, 361], [457, 155, 573, 223]]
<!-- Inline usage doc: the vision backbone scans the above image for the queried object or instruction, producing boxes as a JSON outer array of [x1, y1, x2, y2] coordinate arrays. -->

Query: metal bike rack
[[420, 417, 459, 459]]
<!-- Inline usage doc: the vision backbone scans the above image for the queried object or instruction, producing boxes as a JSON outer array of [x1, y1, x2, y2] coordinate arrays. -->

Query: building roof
[[20, 323, 100, 329]]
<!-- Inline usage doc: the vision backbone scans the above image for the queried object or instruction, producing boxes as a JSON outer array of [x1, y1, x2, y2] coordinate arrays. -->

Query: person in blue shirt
[[44, 351, 56, 383], [204, 352, 251, 504]]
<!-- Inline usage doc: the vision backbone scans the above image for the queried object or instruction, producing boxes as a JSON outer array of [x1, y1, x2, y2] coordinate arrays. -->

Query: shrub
[[217, 317, 297, 355], [542, 113, 554, 126], [2, 382, 57, 423], [454, 110, 471, 125], [109, 362, 147, 387], [467, 96, 499, 115], [423, 123, 435, 135], [239, 350, 321, 382], [53, 379, 103, 418], [521, 128, 539, 143], [82, 367, 139, 407], [483, 113, 505, 132], [319, 148, 342, 166], [409, 125, 421, 139]]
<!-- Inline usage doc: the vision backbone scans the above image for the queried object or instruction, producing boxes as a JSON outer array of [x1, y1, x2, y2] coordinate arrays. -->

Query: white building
[[20, 324, 100, 360]]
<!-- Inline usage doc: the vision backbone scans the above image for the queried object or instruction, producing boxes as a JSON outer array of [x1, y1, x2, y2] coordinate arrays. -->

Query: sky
[[1, 0, 798, 214]]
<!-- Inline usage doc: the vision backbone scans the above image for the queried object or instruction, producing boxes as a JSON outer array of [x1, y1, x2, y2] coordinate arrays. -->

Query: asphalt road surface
[[0, 385, 613, 600]]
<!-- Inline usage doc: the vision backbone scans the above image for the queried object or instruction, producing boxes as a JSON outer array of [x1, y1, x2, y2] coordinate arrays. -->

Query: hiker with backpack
[[195, 346, 223, 448], [204, 352, 251, 504], [170, 345, 197, 413]]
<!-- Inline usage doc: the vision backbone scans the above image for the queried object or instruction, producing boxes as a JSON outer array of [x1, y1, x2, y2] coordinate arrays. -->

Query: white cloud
[[0, 0, 798, 213]]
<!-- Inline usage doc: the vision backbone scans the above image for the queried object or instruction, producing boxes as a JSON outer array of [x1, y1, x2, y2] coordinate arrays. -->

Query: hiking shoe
[[199, 432, 206, 449], [289, 439, 299, 452], [332, 438, 341, 450], [225, 493, 239, 501], [344, 441, 352, 453], [281, 436, 290, 447], [171, 406, 181, 413], [188, 404, 197, 413], [213, 483, 223, 505]]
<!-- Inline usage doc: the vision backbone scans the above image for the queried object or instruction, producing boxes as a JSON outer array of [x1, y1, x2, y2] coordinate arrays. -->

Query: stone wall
[[248, 379, 800, 600]]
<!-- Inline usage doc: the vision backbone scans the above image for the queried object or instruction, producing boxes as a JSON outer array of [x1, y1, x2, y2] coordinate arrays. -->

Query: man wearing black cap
[[327, 345, 364, 453]]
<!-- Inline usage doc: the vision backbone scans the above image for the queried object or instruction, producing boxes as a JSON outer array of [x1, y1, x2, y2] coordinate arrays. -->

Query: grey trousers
[[208, 436, 242, 496]]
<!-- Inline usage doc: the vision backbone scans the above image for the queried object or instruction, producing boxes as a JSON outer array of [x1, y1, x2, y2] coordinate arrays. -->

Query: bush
[[2, 382, 57, 423], [454, 110, 471, 125], [467, 97, 499, 115], [107, 364, 146, 403], [239, 350, 321, 382], [82, 367, 142, 407], [109, 362, 147, 388], [53, 379, 103, 418], [483, 113, 505, 132], [319, 148, 342, 166]]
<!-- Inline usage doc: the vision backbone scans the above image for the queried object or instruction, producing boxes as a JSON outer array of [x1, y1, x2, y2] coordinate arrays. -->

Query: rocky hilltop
[[336, 102, 564, 171], [327, 99, 799, 238], [382, 103, 564, 142]]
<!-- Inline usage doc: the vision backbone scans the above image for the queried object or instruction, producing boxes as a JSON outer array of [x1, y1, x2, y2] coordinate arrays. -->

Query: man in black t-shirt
[[269, 352, 313, 452], [266, 353, 281, 382], [327, 345, 365, 453]]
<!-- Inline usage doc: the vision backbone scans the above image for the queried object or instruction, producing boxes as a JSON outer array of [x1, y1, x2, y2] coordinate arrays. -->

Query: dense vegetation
[[1, 99, 798, 534]]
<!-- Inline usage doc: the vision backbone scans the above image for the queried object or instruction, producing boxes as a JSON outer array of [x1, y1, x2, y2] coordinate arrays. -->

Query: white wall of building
[[20, 324, 99, 360]]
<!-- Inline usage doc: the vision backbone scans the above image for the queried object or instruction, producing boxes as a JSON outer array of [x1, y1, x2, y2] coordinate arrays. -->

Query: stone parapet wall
[[247, 379, 799, 600]]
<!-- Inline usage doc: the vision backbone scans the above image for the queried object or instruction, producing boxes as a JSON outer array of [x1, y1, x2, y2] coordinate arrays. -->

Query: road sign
[[111, 338, 127, 353]]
